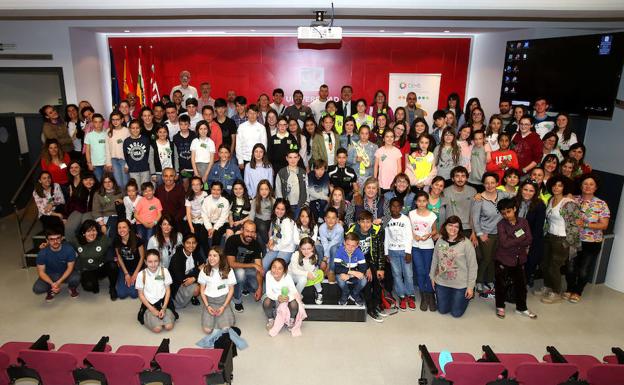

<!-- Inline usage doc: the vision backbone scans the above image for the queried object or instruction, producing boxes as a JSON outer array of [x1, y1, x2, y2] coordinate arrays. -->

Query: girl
[[302, 117, 318, 163], [65, 174, 98, 241], [515, 180, 546, 287], [115, 219, 145, 299], [409, 191, 438, 312], [244, 143, 273, 198], [496, 168, 520, 195], [65, 104, 83, 160], [347, 125, 378, 189], [433, 128, 461, 183], [191, 120, 216, 183], [264, 199, 296, 271], [311, 114, 339, 168], [339, 116, 359, 151], [485, 115, 503, 153], [92, 173, 123, 238], [67, 161, 82, 199], [289, 238, 323, 304], [384, 173, 416, 216], [134, 182, 162, 241], [393, 122, 411, 165], [293, 207, 319, 243], [201, 181, 231, 247], [541, 132, 564, 162], [551, 112, 577, 153], [150, 126, 179, 186], [505, 105, 526, 135], [106, 110, 130, 188], [445, 110, 457, 131], [368, 90, 394, 122], [288, 117, 309, 168], [124, 120, 152, 188], [428, 176, 445, 230], [407, 118, 429, 153], [445, 92, 463, 123], [198, 247, 236, 334], [374, 129, 403, 191], [372, 113, 389, 144], [405, 134, 437, 191], [529, 166, 552, 204], [468, 107, 486, 132], [263, 258, 299, 331], [249, 180, 275, 248], [74, 219, 118, 299], [140, 107, 160, 141], [468, 130, 487, 193], [329, 187, 355, 227], [457, 124, 473, 172], [123, 179, 142, 224], [227, 180, 251, 236], [41, 139, 70, 187], [84, 113, 108, 181], [541, 154, 560, 183], [486, 132, 519, 183], [459, 97, 481, 127], [353, 99, 374, 130], [322, 101, 343, 134], [136, 249, 176, 333], [264, 109, 279, 138], [568, 143, 592, 177], [207, 145, 242, 194], [257, 94, 271, 124], [147, 214, 183, 269], [169, 233, 203, 308], [33, 171, 65, 232], [185, 176, 209, 256], [392, 107, 407, 129]]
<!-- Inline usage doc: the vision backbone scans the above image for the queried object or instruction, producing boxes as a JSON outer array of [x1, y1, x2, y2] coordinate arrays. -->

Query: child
[[434, 128, 461, 182], [198, 247, 236, 333], [431, 109, 448, 145], [317, 207, 344, 283], [485, 115, 503, 152], [339, 116, 359, 150], [123, 120, 152, 188], [330, 187, 356, 227], [244, 143, 274, 198], [468, 130, 487, 193], [115, 219, 145, 300], [486, 132, 519, 183], [334, 232, 368, 306], [328, 148, 359, 200], [347, 125, 378, 189], [406, 135, 437, 191], [169, 233, 203, 308], [289, 238, 323, 304], [191, 120, 216, 183], [457, 124, 473, 173], [123, 179, 142, 224], [227, 180, 251, 237], [249, 180, 275, 248], [496, 168, 520, 195], [201, 181, 231, 247], [384, 197, 415, 310], [311, 114, 339, 167], [409, 192, 438, 312], [84, 113, 108, 181], [136, 249, 176, 333], [264, 198, 297, 271], [347, 210, 385, 321], [208, 145, 242, 195], [374, 129, 402, 191], [172, 115, 197, 188], [263, 258, 299, 331], [275, 149, 308, 217], [150, 125, 179, 186], [147, 214, 183, 269], [293, 206, 319, 243], [92, 173, 123, 238], [105, 110, 130, 188], [134, 182, 163, 241], [307, 159, 330, 223], [494, 198, 536, 319], [185, 176, 209, 254]]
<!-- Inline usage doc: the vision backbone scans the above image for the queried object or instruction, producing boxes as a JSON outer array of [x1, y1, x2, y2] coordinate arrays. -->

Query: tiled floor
[[0, 215, 623, 385]]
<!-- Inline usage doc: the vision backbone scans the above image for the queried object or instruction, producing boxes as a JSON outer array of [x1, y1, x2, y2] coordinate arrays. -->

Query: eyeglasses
[[47, 236, 62, 242], [519, 123, 532, 127]]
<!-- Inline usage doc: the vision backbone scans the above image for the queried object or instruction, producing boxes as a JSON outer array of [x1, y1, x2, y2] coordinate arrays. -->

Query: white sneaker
[[265, 319, 275, 331], [315, 293, 323, 305], [541, 292, 562, 304], [533, 286, 550, 296]]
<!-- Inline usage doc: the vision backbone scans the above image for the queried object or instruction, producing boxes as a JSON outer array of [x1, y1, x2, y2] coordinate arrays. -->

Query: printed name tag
[[59, 163, 67, 169], [274, 139, 281, 145], [514, 229, 525, 238], [98, 139, 106, 144], [155, 274, 164, 280], [200, 143, 207, 149], [117, 139, 123, 144], [217, 284, 226, 290]]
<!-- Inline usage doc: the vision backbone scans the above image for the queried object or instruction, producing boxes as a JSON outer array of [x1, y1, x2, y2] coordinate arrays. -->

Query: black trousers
[[81, 261, 119, 293], [566, 241, 602, 295], [494, 262, 527, 311], [363, 265, 383, 310]]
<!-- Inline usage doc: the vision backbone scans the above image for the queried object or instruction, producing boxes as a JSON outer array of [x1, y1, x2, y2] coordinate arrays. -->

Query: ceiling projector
[[297, 8, 342, 44]]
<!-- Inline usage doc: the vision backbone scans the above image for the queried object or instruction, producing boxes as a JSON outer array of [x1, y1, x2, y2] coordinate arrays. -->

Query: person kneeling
[[136, 249, 176, 333], [334, 233, 368, 306], [264, 258, 299, 331], [169, 233, 204, 308], [198, 247, 236, 334]]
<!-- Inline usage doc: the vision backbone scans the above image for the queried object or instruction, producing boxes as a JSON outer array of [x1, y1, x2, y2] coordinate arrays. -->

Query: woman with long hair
[[41, 138, 71, 187], [244, 143, 274, 197], [33, 171, 65, 232], [147, 214, 183, 269], [515, 179, 546, 287], [249, 179, 276, 248], [551, 112, 577, 153], [368, 89, 394, 122]]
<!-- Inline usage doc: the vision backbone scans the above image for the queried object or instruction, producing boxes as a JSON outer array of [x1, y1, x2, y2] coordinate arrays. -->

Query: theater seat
[[0, 341, 55, 365], [59, 343, 112, 366], [116, 345, 160, 370], [86, 351, 145, 385], [586, 364, 624, 385], [429, 352, 476, 373], [0, 350, 9, 385], [155, 349, 222, 385], [18, 349, 78, 385], [485, 353, 539, 377], [543, 353, 600, 380], [603, 355, 618, 364], [444, 362, 506, 385], [514, 362, 578, 385]]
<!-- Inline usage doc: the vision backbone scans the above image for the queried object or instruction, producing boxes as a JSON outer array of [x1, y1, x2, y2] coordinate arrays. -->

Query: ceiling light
[[187, 29, 193, 32], [379, 29, 385, 32], [444, 30, 451, 33], [124, 30, 130, 33], [250, 29, 256, 32]]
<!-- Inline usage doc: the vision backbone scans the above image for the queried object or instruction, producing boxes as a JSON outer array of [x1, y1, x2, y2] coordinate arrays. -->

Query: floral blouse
[[33, 183, 65, 218], [576, 196, 610, 243]]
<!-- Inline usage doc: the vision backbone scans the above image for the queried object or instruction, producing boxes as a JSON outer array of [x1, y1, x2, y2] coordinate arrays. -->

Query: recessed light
[[250, 29, 256, 32], [379, 29, 385, 32], [187, 29, 193, 32], [124, 30, 130, 33], [444, 30, 451, 33]]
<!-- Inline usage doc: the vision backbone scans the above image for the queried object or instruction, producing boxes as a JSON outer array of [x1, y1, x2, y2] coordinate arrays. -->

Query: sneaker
[[109, 288, 118, 301], [338, 297, 348, 306], [541, 292, 562, 304], [562, 292, 572, 301], [419, 292, 428, 311], [375, 306, 390, 317], [265, 319, 275, 331], [569, 294, 581, 303], [476, 283, 484, 293], [353, 295, 365, 307], [45, 291, 55, 302], [496, 307, 505, 319], [368, 310, 384, 323], [190, 296, 200, 306], [533, 286, 549, 297], [287, 318, 295, 330], [407, 296, 416, 310], [428, 294, 437, 312], [479, 289, 495, 300], [515, 309, 537, 319], [234, 303, 244, 313], [399, 297, 407, 311], [315, 293, 324, 305], [242, 290, 250, 297], [69, 287, 79, 299]]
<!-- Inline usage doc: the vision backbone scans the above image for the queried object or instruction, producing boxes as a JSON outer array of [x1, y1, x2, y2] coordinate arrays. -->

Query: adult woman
[[505, 105, 527, 135], [257, 93, 271, 124], [264, 109, 279, 138], [368, 90, 394, 122], [393, 122, 410, 163], [568, 143, 592, 177], [74, 219, 118, 299], [541, 132, 564, 162], [67, 161, 82, 199], [347, 125, 378, 189], [551, 112, 577, 153], [468, 107, 486, 132], [41, 139, 71, 187], [169, 233, 204, 308], [538, 175, 581, 304], [40, 104, 72, 153], [244, 144, 273, 198], [515, 180, 546, 287], [541, 154, 560, 183], [384, 173, 416, 216], [91, 173, 123, 238], [429, 216, 477, 318], [560, 157, 578, 183], [428, 176, 445, 228], [445, 92, 463, 123], [147, 214, 183, 269], [115, 219, 145, 299], [339, 116, 359, 150], [458, 97, 481, 128], [408, 118, 430, 153], [64, 104, 83, 160], [33, 171, 65, 232], [139, 107, 160, 141], [354, 177, 390, 227], [565, 174, 610, 303]]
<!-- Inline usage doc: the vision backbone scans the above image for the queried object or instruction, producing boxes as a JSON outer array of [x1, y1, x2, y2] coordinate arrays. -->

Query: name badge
[[274, 139, 281, 145], [98, 139, 106, 144], [514, 228, 525, 238], [117, 139, 123, 144], [217, 284, 226, 290], [149, 205, 156, 211], [155, 274, 164, 281], [200, 143, 207, 149], [59, 163, 67, 169]]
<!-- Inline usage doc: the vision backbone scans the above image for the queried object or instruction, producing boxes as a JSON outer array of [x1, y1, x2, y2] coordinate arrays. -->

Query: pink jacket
[[268, 296, 307, 337]]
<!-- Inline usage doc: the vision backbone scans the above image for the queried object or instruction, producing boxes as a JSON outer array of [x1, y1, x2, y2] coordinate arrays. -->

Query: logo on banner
[[399, 81, 423, 90]]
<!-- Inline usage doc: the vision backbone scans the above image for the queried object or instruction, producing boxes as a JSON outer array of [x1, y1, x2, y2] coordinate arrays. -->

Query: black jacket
[[168, 248, 204, 300], [336, 100, 357, 118]]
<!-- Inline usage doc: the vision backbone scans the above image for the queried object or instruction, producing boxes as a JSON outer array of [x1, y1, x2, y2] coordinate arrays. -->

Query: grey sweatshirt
[[471, 191, 509, 236], [429, 238, 478, 290], [440, 185, 477, 230]]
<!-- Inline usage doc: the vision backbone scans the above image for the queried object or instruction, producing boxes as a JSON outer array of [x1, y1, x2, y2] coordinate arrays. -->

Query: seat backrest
[[116, 345, 159, 370], [0, 350, 10, 385], [155, 352, 217, 385], [0, 342, 55, 365], [586, 364, 624, 385], [444, 362, 506, 385], [19, 350, 78, 385], [429, 352, 476, 373], [492, 353, 538, 377], [59, 343, 113, 367], [86, 352, 145, 385], [515, 363, 578, 385], [602, 355, 617, 365]]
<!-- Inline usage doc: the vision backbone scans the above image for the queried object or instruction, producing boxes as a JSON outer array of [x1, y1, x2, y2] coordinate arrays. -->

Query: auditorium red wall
[[109, 36, 471, 108]]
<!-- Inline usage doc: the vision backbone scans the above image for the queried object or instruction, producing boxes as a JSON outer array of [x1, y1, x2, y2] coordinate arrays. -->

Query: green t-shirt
[[85, 130, 108, 166]]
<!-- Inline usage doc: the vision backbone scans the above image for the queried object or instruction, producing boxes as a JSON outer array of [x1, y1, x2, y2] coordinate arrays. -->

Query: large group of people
[[33, 69, 610, 335]]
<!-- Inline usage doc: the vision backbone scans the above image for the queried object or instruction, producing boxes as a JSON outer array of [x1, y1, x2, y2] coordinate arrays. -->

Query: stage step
[[302, 283, 367, 322]]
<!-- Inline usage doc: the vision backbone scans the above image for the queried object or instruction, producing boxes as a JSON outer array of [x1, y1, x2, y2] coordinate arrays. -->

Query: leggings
[[262, 298, 298, 320], [80, 261, 119, 293]]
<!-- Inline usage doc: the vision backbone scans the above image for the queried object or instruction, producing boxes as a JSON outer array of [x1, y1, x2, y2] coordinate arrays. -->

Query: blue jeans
[[111, 158, 129, 188], [435, 284, 469, 318], [136, 224, 155, 242], [316, 244, 339, 271], [412, 247, 434, 293], [115, 270, 138, 299], [263, 251, 293, 272], [93, 165, 105, 182], [32, 271, 81, 294], [389, 249, 415, 298], [336, 275, 367, 302], [233, 268, 259, 304]]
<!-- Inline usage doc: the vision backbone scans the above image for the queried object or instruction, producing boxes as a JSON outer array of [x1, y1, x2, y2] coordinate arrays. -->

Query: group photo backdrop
[[108, 36, 471, 110]]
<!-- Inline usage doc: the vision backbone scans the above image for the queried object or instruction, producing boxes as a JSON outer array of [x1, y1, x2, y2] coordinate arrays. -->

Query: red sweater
[[486, 149, 519, 183], [512, 132, 542, 175], [41, 153, 71, 185]]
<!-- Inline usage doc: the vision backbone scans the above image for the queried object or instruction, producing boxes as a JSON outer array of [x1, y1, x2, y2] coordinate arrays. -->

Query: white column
[[605, 189, 624, 292]]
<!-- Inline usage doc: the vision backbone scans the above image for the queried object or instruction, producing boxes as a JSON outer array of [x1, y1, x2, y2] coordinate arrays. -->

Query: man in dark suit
[[336, 85, 357, 118]]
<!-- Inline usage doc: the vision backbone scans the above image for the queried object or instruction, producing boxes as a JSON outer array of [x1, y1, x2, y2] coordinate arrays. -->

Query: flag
[[136, 46, 145, 107], [109, 47, 121, 109], [122, 45, 134, 98], [149, 45, 161, 106]]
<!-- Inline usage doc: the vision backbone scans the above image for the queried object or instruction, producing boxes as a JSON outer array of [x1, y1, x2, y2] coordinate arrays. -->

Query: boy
[[172, 114, 197, 189], [494, 198, 536, 319], [384, 198, 415, 310], [431, 109, 448, 145], [232, 95, 248, 128], [317, 207, 344, 283], [180, 97, 201, 127], [308, 159, 330, 223], [207, 145, 243, 195], [164, 102, 180, 139], [269, 88, 287, 116], [468, 130, 487, 192], [84, 113, 107, 181], [134, 182, 163, 241], [347, 210, 386, 321], [235, 104, 267, 169], [334, 232, 368, 306], [275, 149, 308, 217], [328, 148, 359, 200]]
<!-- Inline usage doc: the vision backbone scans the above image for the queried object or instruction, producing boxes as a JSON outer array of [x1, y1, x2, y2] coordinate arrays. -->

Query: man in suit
[[336, 85, 357, 118]]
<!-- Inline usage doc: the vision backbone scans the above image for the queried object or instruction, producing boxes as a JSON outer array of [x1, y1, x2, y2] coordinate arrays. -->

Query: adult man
[[152, 102, 166, 125], [214, 98, 237, 155], [512, 115, 543, 176], [170, 70, 198, 107], [155, 167, 186, 228], [533, 97, 556, 138], [284, 90, 313, 126], [171, 90, 187, 115], [336, 85, 357, 118], [309, 84, 330, 122], [232, 96, 248, 128], [164, 103, 180, 139], [405, 92, 426, 127], [201, 105, 223, 160], [226, 90, 237, 118], [440, 166, 477, 241], [197, 81, 215, 110], [235, 105, 267, 169], [33, 228, 81, 301], [498, 98, 513, 128], [180, 97, 201, 128], [126, 91, 140, 118], [225, 220, 264, 312], [269, 88, 287, 116]]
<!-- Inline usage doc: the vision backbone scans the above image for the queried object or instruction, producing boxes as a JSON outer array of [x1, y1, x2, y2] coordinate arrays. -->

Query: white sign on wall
[[388, 73, 441, 127]]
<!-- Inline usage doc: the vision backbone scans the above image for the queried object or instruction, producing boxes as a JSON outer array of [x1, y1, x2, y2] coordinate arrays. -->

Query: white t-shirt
[[185, 191, 207, 223], [190, 137, 216, 163], [546, 198, 570, 236], [170, 85, 198, 107], [123, 195, 142, 223], [265, 272, 298, 301], [135, 267, 172, 304], [157, 141, 174, 169], [408, 210, 437, 249], [165, 121, 180, 140], [180, 112, 202, 128], [67, 121, 82, 152], [198, 268, 236, 298]]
